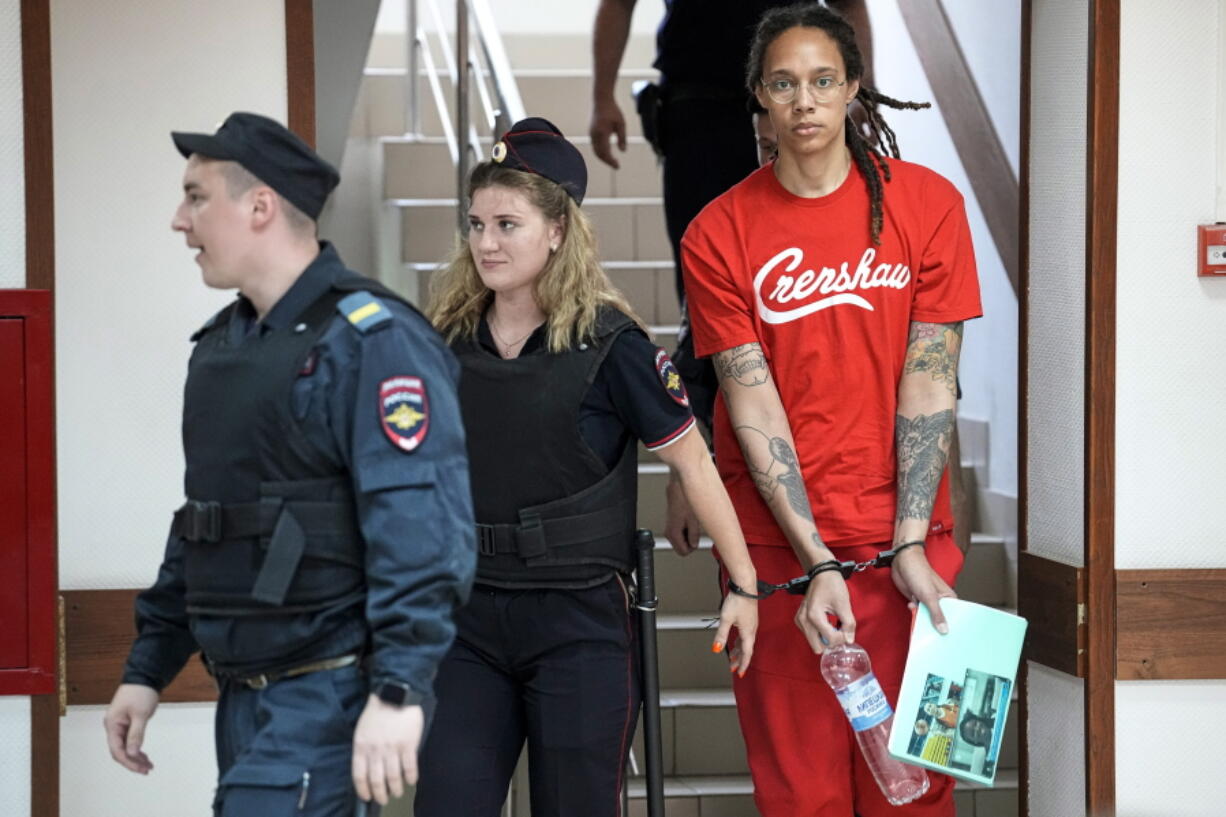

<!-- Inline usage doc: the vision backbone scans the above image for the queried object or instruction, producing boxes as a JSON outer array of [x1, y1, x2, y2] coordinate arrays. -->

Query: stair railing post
[[455, 0, 470, 231], [406, 0, 420, 136], [635, 529, 666, 816]]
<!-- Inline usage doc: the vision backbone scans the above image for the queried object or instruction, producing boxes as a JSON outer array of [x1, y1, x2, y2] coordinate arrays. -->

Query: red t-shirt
[[681, 158, 983, 547]]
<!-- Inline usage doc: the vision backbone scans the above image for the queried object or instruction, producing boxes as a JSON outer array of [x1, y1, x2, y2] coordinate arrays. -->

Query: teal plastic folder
[[887, 598, 1027, 786]]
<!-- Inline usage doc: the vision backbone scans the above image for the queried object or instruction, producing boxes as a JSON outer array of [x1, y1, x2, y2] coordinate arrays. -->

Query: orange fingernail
[[712, 642, 724, 654]]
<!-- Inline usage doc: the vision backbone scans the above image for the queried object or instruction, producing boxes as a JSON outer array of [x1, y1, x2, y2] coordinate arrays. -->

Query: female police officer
[[414, 118, 759, 817]]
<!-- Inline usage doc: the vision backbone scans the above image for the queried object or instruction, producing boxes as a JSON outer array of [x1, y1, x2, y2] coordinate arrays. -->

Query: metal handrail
[[404, 0, 526, 221]]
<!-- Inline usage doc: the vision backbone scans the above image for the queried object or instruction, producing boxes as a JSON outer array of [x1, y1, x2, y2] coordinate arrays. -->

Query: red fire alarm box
[[0, 290, 56, 695], [1198, 224, 1226, 277]]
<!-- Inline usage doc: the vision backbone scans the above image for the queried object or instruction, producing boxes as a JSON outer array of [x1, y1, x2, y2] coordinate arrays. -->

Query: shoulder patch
[[379, 376, 430, 452], [654, 348, 689, 407], [337, 291, 393, 333]]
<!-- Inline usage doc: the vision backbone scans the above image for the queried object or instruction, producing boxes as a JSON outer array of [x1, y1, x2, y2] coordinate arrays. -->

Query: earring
[[550, 244, 558, 252]]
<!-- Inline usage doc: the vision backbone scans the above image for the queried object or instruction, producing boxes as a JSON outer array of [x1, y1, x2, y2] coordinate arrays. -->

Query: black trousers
[[414, 577, 642, 817], [660, 94, 760, 429]]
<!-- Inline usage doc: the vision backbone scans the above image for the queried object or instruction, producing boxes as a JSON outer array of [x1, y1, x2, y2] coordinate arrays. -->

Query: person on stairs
[[413, 117, 761, 817]]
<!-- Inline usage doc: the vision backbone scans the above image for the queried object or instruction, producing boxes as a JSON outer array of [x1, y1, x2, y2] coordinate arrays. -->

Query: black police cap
[[490, 117, 588, 204], [171, 112, 340, 220]]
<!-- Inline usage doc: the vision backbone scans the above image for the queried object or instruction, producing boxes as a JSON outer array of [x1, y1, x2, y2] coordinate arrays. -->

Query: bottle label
[[835, 673, 892, 731]]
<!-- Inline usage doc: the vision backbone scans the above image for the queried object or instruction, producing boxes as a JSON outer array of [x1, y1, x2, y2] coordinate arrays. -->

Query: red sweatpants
[[725, 532, 964, 817]]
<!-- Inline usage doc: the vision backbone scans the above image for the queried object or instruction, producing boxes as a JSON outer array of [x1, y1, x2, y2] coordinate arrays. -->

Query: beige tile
[[401, 205, 464, 265], [630, 796, 700, 817], [658, 628, 736, 689], [973, 787, 1019, 817], [637, 467, 668, 533], [363, 73, 407, 138], [607, 268, 659, 325], [997, 698, 1019, 770], [653, 547, 724, 615], [614, 141, 664, 198], [517, 75, 643, 138], [634, 202, 673, 261], [656, 265, 682, 324], [698, 794, 760, 817], [383, 141, 457, 200], [574, 140, 617, 199], [588, 204, 637, 265], [629, 707, 676, 777], [674, 707, 750, 776], [955, 535, 1007, 606], [954, 789, 975, 816]]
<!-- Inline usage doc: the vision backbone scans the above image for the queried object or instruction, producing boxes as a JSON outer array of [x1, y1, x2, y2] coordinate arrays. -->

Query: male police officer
[[102, 112, 475, 815]]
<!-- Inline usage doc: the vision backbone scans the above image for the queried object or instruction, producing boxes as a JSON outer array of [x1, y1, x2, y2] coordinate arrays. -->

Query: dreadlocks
[[746, 3, 931, 244]]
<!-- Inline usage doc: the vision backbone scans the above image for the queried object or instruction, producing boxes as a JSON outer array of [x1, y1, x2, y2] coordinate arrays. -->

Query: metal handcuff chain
[[726, 540, 927, 600]]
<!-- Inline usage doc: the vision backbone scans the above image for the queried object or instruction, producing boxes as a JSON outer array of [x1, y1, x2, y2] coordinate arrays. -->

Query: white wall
[[375, 0, 660, 35], [2, 0, 32, 812], [0, 0, 25, 290], [1114, 1, 1226, 814], [1116, 0, 1226, 570], [865, 0, 1020, 503], [0, 697, 30, 817], [50, 0, 286, 810]]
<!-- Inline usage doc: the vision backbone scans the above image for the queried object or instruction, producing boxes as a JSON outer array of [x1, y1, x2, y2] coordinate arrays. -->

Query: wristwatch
[[372, 679, 425, 707]]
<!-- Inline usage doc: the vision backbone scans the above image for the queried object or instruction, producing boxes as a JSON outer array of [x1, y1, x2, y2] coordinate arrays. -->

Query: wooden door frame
[[24, 2, 316, 813], [1019, 1, 1119, 814]]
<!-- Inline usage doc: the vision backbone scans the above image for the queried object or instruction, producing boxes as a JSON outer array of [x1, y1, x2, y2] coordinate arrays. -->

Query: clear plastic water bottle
[[820, 642, 929, 806]]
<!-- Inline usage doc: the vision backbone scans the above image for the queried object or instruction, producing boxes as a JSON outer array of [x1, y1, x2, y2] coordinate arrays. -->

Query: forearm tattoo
[[895, 409, 954, 522], [737, 426, 814, 521], [903, 322, 963, 395], [714, 343, 770, 388]]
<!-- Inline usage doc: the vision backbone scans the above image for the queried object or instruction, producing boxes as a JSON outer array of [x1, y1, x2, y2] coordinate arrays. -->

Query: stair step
[[403, 259, 673, 272], [625, 768, 1020, 798], [388, 195, 663, 207], [658, 688, 736, 708]]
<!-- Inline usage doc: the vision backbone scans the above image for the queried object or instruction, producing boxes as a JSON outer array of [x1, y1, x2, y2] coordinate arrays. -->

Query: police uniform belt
[[475, 503, 632, 559], [223, 653, 360, 690]]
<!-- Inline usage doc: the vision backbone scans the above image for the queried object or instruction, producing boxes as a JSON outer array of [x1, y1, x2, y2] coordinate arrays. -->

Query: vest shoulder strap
[[190, 301, 239, 343]]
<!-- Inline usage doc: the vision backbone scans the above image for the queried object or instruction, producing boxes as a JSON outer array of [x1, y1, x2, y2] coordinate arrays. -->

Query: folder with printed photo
[[887, 598, 1027, 786]]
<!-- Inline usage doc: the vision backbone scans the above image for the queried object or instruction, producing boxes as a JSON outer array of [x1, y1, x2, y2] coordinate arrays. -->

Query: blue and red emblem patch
[[654, 348, 689, 407], [379, 376, 429, 452]]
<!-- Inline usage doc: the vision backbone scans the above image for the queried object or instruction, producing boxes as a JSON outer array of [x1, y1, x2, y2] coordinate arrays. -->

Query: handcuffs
[[727, 540, 926, 600]]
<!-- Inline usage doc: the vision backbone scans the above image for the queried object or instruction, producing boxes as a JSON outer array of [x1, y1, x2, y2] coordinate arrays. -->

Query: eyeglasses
[[760, 75, 847, 105]]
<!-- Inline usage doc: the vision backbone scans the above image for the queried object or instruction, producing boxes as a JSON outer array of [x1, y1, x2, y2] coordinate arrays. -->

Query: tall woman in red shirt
[[680, 4, 983, 815]]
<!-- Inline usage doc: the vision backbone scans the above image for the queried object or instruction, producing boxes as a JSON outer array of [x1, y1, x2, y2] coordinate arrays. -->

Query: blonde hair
[[428, 162, 646, 353]]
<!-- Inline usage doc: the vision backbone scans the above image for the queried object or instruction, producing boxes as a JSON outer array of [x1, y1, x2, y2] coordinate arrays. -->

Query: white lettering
[[753, 246, 910, 325]]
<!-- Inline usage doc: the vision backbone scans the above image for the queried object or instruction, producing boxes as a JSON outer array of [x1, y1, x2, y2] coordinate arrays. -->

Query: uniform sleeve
[[910, 177, 983, 324], [680, 207, 759, 358], [332, 307, 476, 700], [600, 329, 696, 451], [121, 530, 199, 691]]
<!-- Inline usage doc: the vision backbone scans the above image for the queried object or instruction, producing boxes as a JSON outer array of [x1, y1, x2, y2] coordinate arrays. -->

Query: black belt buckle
[[183, 500, 221, 543], [476, 525, 497, 557]]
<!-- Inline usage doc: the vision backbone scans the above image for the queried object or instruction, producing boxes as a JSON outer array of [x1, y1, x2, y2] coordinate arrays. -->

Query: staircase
[[351, 28, 1018, 817]]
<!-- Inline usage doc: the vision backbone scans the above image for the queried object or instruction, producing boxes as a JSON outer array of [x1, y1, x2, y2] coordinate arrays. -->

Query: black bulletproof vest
[[454, 308, 639, 588], [178, 275, 418, 616]]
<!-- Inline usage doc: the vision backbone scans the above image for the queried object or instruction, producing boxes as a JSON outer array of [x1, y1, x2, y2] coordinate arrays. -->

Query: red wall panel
[[0, 291, 55, 695]]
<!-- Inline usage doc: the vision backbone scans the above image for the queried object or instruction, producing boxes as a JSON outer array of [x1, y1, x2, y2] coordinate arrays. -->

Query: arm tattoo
[[895, 409, 954, 522], [903, 322, 963, 395], [737, 426, 814, 521], [714, 343, 770, 387]]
